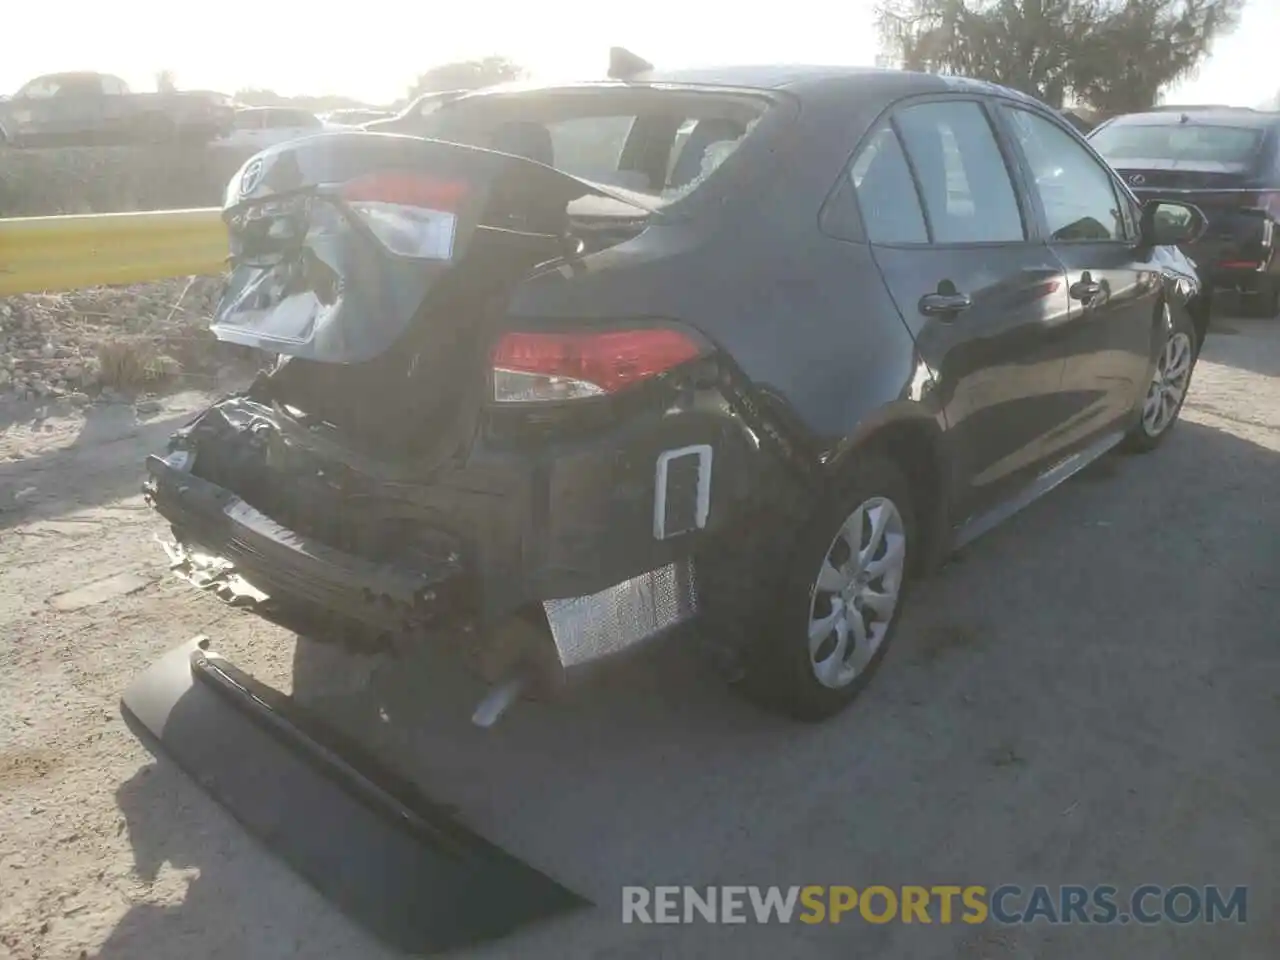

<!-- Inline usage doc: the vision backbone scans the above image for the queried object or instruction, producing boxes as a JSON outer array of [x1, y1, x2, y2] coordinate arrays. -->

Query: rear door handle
[[919, 292, 972, 316]]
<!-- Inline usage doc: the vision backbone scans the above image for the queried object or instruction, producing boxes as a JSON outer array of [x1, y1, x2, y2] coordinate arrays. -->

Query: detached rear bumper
[[144, 453, 467, 634]]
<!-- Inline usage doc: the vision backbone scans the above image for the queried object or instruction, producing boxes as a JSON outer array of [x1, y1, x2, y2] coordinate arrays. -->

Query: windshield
[[416, 87, 769, 207], [1090, 121, 1264, 165]]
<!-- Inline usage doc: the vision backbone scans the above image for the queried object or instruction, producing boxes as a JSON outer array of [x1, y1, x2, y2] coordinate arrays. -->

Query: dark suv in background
[[1089, 106, 1280, 316]]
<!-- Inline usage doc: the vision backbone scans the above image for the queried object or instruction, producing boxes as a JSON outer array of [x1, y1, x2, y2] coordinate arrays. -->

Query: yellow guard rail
[[0, 208, 228, 296]]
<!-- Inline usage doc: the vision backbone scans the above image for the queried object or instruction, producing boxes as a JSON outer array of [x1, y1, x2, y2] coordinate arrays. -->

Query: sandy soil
[[0, 315, 1277, 960]]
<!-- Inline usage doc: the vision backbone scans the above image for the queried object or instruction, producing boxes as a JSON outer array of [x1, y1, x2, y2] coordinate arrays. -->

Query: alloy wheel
[[1141, 309, 1193, 438], [807, 496, 907, 689]]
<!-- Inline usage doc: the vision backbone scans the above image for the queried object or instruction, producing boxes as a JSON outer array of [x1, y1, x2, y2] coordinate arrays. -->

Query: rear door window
[[849, 124, 929, 244], [893, 100, 1026, 244]]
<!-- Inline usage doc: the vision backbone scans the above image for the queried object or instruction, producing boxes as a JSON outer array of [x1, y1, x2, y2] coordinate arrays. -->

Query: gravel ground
[[0, 313, 1277, 960]]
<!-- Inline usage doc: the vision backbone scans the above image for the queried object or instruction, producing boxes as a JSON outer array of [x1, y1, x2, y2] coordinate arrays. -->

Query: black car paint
[[145, 67, 1204, 654]]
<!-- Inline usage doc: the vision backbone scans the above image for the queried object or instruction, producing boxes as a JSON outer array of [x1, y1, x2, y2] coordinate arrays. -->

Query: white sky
[[3, 0, 1276, 107]]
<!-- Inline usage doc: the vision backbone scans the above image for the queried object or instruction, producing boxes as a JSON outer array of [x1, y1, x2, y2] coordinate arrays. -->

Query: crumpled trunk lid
[[212, 131, 626, 364], [209, 132, 647, 459]]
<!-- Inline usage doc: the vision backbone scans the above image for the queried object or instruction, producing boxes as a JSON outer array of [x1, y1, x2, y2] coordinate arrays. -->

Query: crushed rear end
[[142, 129, 760, 718]]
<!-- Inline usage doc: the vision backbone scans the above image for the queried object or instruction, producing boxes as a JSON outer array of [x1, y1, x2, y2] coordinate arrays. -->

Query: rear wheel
[[1123, 301, 1197, 453], [739, 454, 916, 722]]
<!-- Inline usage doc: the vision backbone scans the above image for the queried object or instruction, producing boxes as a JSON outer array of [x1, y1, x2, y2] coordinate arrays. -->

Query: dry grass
[[96, 340, 183, 390], [0, 144, 266, 399], [2, 278, 261, 400]]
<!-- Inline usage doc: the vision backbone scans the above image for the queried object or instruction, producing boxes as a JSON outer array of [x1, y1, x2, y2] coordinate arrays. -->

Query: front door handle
[[1069, 275, 1103, 302], [919, 292, 973, 316]]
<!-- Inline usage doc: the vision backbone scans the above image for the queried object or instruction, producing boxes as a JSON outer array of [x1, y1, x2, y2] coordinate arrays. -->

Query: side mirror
[[1140, 200, 1208, 247]]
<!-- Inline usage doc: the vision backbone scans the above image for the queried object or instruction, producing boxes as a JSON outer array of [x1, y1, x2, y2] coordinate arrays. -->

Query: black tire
[[737, 453, 917, 722], [1123, 300, 1198, 454]]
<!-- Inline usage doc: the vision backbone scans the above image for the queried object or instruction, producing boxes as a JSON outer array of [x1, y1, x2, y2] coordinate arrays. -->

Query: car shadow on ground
[[103, 417, 1280, 960], [0, 402, 192, 531], [1199, 319, 1280, 378], [1200, 303, 1280, 377]]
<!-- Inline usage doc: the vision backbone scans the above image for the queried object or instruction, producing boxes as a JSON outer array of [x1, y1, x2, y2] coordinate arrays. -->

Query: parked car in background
[[0, 72, 233, 148], [213, 106, 325, 151], [323, 108, 395, 127], [360, 90, 467, 135], [145, 66, 1210, 728], [1089, 106, 1280, 317]]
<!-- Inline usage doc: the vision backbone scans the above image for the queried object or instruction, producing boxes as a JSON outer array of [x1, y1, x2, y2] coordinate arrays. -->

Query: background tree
[[155, 69, 177, 93], [407, 56, 525, 99], [1070, 0, 1245, 113], [875, 0, 1245, 114]]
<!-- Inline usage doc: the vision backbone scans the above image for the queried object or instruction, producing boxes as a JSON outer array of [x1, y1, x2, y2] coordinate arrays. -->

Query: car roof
[[29, 71, 126, 84], [236, 106, 313, 114], [451, 65, 1045, 109]]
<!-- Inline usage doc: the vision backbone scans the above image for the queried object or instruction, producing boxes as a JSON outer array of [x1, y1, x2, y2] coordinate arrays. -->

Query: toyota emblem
[[1129, 173, 1146, 186], [239, 158, 265, 195]]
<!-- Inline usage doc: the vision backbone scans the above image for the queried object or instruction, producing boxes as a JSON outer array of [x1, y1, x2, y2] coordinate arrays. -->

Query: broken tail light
[[339, 172, 468, 260], [490, 328, 707, 403]]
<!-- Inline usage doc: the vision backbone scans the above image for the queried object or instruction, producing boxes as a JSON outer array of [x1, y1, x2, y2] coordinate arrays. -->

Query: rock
[[63, 363, 83, 382], [0, 369, 10, 388], [0, 303, 11, 318], [68, 392, 90, 407], [135, 398, 163, 415], [40, 342, 56, 358]]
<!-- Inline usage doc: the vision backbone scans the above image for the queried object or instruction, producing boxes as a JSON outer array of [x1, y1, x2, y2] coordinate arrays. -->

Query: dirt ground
[[0, 313, 1277, 960]]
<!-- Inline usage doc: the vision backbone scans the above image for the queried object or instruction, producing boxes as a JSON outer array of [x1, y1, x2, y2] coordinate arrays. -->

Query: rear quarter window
[[848, 124, 929, 244]]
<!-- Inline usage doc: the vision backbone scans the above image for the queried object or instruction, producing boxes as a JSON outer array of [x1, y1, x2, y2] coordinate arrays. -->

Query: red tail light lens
[[339, 173, 468, 260], [341, 173, 469, 211], [491, 328, 706, 402]]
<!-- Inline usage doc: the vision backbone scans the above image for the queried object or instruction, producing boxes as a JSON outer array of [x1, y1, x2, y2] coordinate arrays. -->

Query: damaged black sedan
[[143, 65, 1210, 725]]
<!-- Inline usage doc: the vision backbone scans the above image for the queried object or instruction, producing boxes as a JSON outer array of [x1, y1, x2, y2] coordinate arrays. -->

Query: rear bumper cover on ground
[[121, 637, 587, 953]]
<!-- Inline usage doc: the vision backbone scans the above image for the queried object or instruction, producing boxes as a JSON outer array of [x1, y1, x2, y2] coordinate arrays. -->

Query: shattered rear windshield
[[414, 86, 769, 208], [1089, 122, 1265, 165]]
